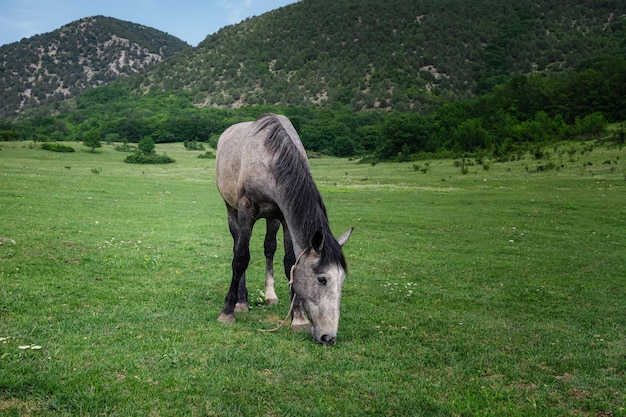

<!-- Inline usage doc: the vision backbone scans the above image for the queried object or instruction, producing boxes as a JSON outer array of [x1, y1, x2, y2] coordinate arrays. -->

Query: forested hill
[[2, 0, 624, 117], [134, 0, 626, 111], [2, 0, 625, 161], [0, 16, 190, 117]]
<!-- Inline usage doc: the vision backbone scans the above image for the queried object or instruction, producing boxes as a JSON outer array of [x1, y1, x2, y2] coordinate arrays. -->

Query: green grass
[[1, 140, 625, 416]]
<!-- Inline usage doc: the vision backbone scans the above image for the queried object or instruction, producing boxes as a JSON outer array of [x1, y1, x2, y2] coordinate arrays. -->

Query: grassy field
[[1, 140, 625, 416]]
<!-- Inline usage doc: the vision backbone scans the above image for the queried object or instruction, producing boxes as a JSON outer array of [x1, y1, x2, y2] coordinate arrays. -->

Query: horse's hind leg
[[263, 218, 280, 305], [218, 204, 253, 323]]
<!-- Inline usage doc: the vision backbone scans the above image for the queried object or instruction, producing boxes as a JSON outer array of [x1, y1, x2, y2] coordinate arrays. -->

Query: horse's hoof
[[266, 298, 279, 305], [217, 312, 236, 323], [234, 302, 249, 312], [291, 321, 311, 332]]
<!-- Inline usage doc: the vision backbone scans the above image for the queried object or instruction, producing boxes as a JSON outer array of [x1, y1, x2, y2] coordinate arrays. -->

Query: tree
[[83, 130, 102, 152], [331, 136, 355, 157], [138, 136, 155, 155], [376, 113, 433, 160], [455, 118, 492, 152]]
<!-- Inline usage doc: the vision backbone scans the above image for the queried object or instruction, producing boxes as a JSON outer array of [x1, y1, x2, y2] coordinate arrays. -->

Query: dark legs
[[217, 205, 309, 330], [218, 203, 253, 323]]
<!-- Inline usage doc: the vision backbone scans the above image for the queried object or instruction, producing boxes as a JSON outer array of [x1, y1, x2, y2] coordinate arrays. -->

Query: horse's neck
[[283, 204, 329, 257]]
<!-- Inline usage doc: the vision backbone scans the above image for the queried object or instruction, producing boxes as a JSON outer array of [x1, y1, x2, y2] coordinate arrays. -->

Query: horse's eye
[[317, 276, 327, 286]]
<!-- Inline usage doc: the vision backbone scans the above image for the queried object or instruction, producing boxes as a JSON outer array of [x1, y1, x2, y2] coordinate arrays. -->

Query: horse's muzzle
[[319, 334, 337, 346]]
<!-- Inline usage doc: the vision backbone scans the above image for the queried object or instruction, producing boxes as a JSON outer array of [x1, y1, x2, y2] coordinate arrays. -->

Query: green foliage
[[0, 128, 20, 141], [2, 0, 625, 120], [124, 137, 175, 164], [3, 58, 621, 162], [123, 152, 175, 164], [131, 0, 625, 112], [83, 130, 102, 152], [138, 136, 155, 155], [183, 139, 205, 150], [197, 151, 215, 159], [114, 138, 134, 152], [572, 112, 608, 137], [40, 142, 75, 152], [2, 0, 625, 162]]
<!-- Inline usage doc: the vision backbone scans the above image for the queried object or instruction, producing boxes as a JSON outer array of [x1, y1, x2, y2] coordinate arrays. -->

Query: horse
[[215, 113, 352, 346]]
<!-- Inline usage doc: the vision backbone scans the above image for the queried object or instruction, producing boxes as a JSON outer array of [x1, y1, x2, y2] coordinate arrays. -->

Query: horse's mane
[[254, 113, 346, 270]]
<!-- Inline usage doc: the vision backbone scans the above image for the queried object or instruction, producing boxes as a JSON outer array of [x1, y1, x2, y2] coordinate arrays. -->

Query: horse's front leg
[[290, 292, 311, 331], [218, 203, 254, 323], [235, 274, 249, 312], [282, 226, 310, 331], [263, 218, 280, 305]]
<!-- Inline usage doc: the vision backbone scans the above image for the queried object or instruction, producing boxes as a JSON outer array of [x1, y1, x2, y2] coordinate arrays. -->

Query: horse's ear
[[337, 228, 353, 247], [311, 229, 324, 253]]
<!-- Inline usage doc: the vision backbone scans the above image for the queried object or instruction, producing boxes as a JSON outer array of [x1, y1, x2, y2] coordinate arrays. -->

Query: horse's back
[[216, 121, 259, 209], [216, 114, 305, 210]]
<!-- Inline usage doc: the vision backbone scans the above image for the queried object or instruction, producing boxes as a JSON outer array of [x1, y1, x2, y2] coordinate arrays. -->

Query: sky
[[0, 0, 298, 47]]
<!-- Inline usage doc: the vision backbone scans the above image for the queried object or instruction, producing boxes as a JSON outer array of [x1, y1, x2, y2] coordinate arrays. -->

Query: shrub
[[124, 136, 175, 164], [575, 112, 608, 137], [536, 160, 557, 172], [114, 138, 134, 152], [411, 162, 430, 173], [138, 137, 155, 155], [184, 140, 205, 151], [357, 155, 377, 165], [197, 151, 215, 159], [208, 134, 220, 149], [41, 142, 75, 153], [124, 153, 175, 164], [104, 133, 120, 144], [612, 124, 625, 147], [114, 143, 135, 152]]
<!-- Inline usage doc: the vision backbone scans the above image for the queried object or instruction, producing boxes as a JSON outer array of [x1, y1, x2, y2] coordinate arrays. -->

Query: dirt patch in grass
[[0, 397, 45, 416]]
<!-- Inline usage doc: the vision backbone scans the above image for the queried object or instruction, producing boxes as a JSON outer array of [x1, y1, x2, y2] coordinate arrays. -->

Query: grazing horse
[[215, 113, 352, 346]]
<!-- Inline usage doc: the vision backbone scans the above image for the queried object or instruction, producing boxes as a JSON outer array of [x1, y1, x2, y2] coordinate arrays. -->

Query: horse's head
[[291, 228, 352, 346]]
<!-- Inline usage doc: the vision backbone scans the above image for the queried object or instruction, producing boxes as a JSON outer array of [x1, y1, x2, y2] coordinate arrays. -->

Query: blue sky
[[0, 0, 297, 47]]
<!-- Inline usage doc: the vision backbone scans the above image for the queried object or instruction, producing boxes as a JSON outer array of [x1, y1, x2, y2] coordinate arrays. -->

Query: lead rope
[[258, 248, 308, 333]]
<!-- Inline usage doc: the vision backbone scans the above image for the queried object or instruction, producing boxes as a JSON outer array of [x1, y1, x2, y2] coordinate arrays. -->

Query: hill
[[2, 0, 625, 118], [133, 0, 626, 111], [1, 0, 625, 161], [0, 16, 190, 117]]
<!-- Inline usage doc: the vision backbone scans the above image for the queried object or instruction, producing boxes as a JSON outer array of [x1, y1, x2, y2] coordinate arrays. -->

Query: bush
[[357, 155, 378, 165], [124, 136, 175, 164], [114, 143, 135, 152], [138, 137, 155, 155], [571, 112, 608, 137], [197, 151, 215, 159], [208, 134, 220, 150], [41, 142, 75, 152], [184, 140, 205, 151], [124, 152, 175, 164]]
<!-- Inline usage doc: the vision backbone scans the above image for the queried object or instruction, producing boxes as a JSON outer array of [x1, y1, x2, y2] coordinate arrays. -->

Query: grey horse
[[215, 113, 352, 346]]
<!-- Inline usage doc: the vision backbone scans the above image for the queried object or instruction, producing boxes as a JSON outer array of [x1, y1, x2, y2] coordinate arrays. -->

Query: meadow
[[1, 139, 625, 416]]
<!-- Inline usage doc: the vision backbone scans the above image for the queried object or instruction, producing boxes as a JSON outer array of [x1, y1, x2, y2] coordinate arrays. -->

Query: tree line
[[1, 56, 624, 161]]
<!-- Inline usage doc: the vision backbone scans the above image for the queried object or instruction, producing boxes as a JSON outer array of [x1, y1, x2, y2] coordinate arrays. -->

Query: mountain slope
[[134, 0, 626, 111], [0, 16, 190, 117]]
